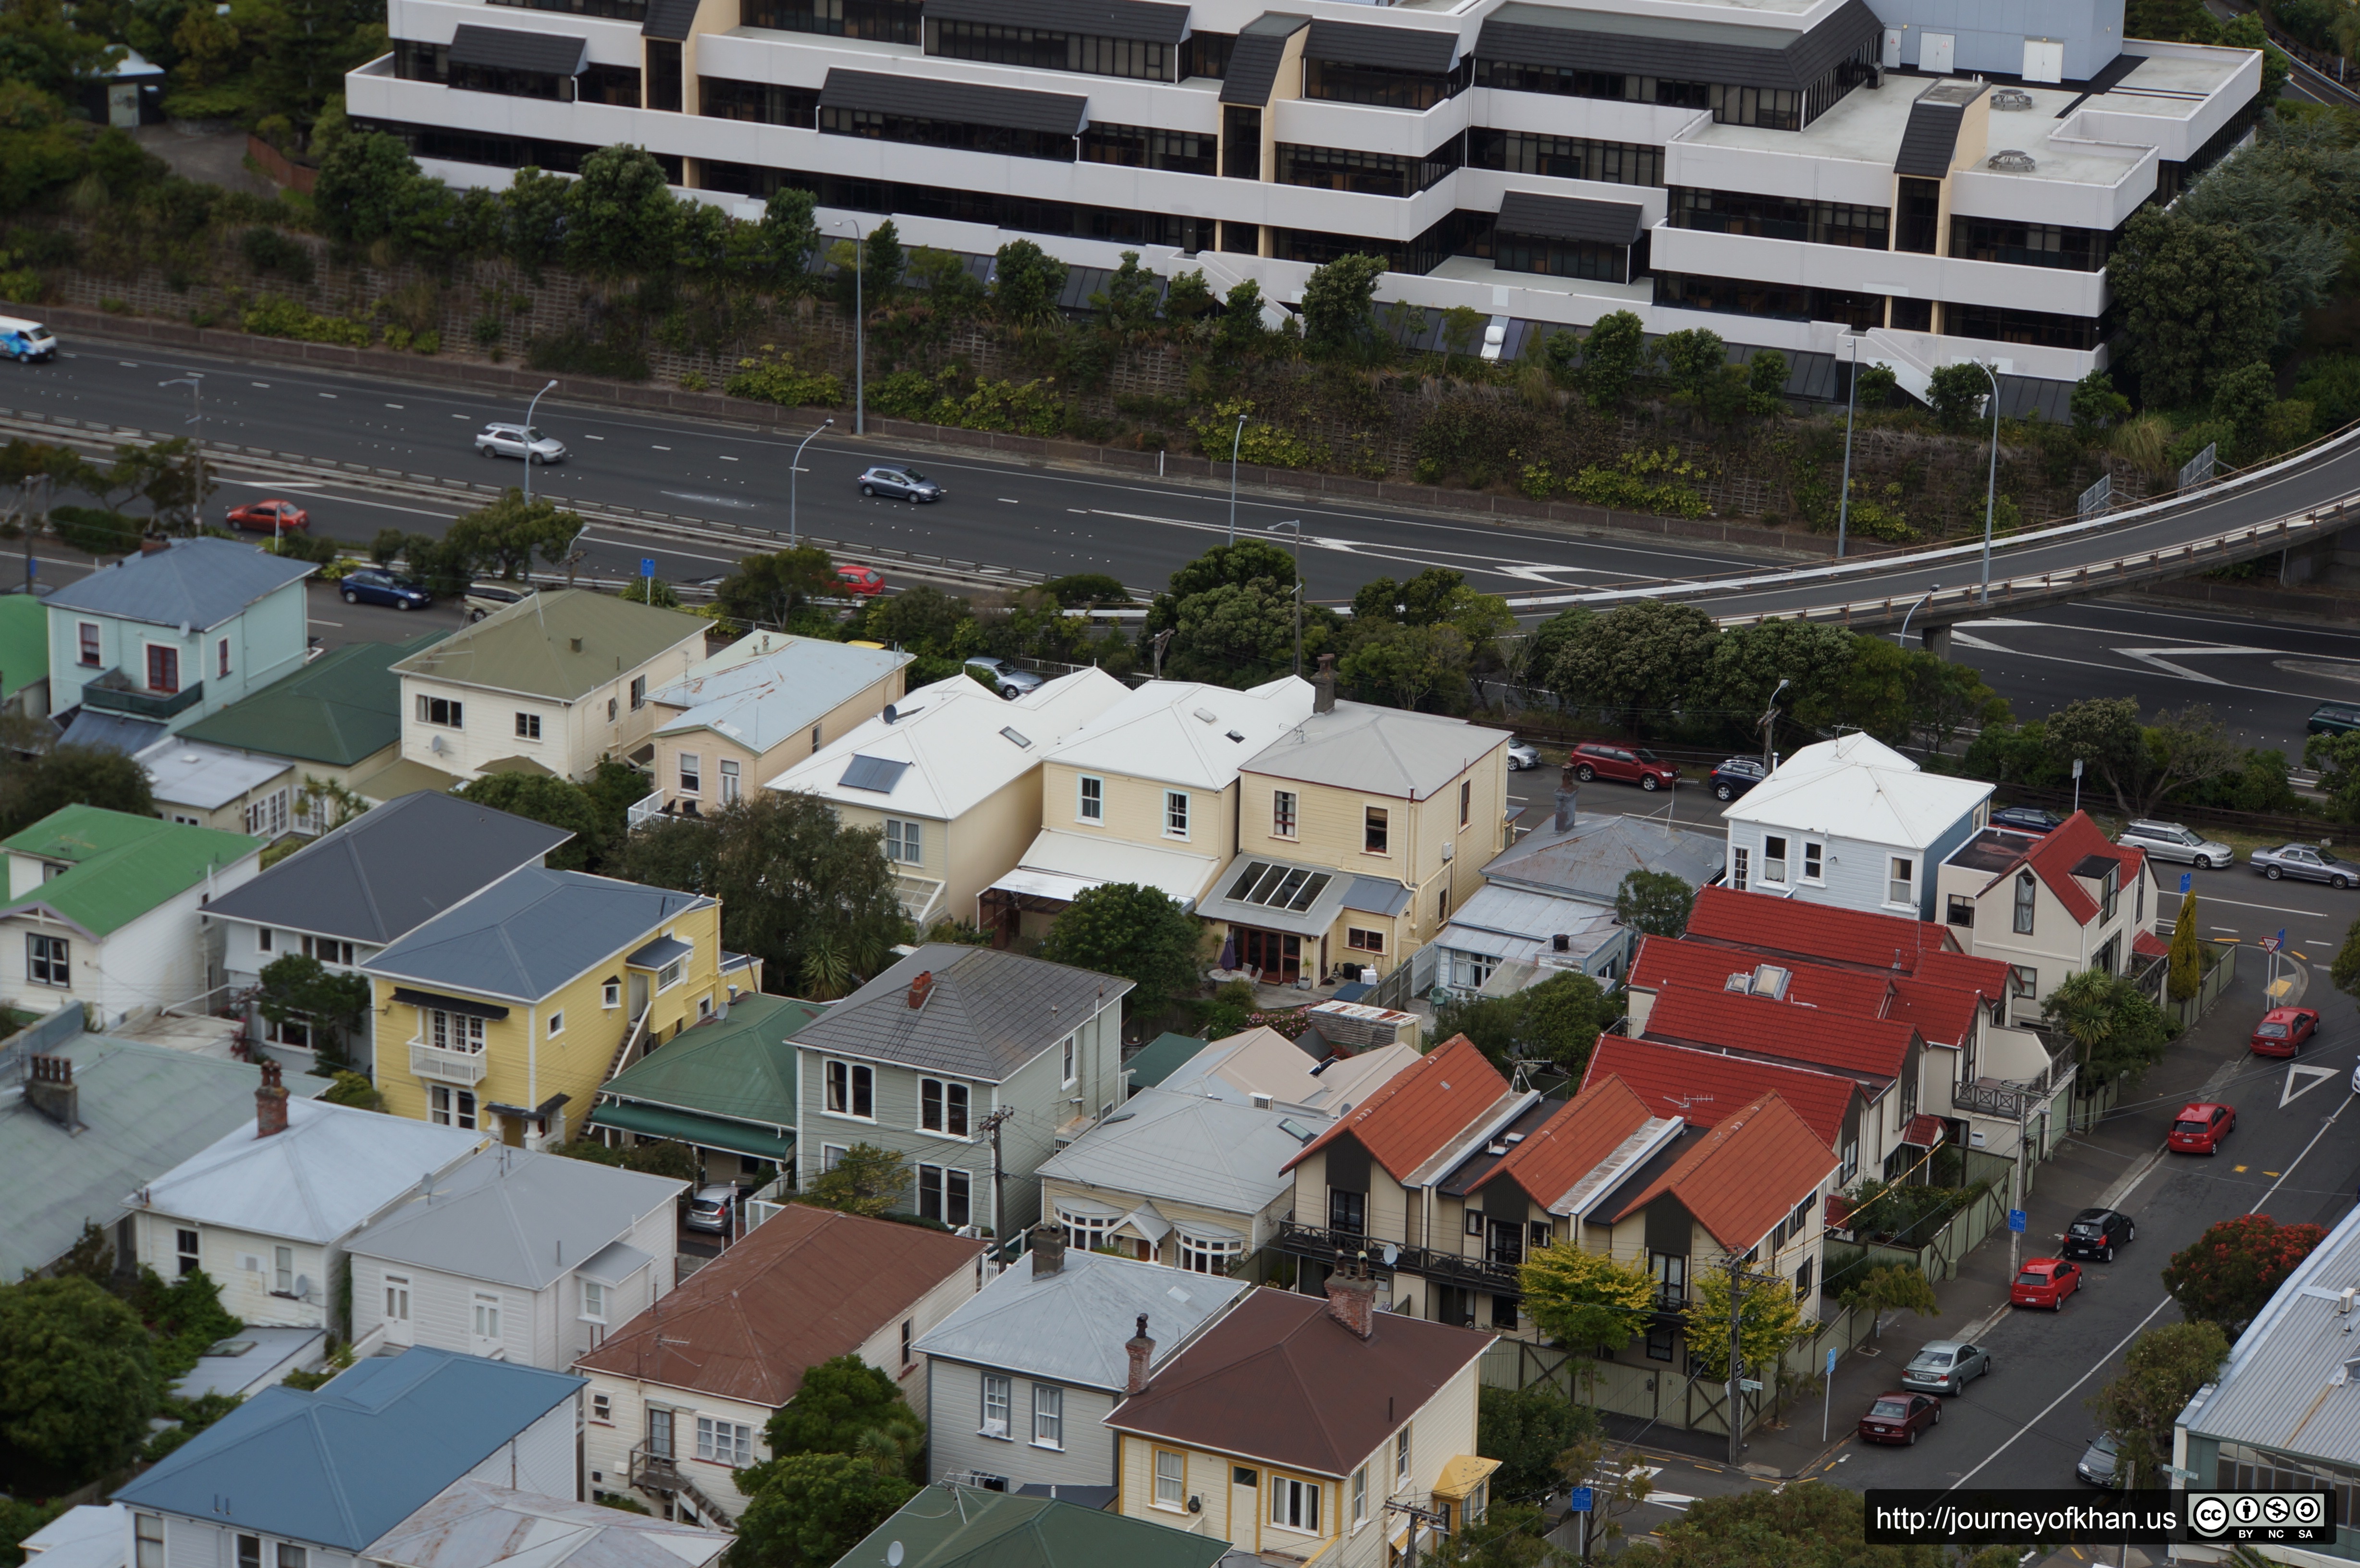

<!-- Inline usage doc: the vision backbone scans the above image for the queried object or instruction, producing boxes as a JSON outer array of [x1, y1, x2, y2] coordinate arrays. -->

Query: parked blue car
[[339, 568, 433, 611]]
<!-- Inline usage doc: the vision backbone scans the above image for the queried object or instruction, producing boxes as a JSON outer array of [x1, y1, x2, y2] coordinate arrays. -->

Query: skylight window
[[1000, 726, 1033, 748]]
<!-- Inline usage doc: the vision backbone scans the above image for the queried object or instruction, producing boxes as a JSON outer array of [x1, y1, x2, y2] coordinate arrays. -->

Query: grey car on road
[[474, 422, 567, 464], [2251, 842, 2360, 888], [1899, 1339, 1992, 1395], [859, 465, 944, 502], [2118, 820, 2235, 870]]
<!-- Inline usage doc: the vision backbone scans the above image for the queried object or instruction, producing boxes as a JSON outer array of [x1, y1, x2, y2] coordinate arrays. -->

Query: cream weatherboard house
[[393, 590, 709, 783], [1936, 810, 2161, 1022], [642, 631, 911, 817]]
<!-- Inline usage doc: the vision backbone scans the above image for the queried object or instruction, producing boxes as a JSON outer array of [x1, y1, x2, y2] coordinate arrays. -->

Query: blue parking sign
[[1567, 1488, 1594, 1514], [1826, 1346, 1839, 1379], [641, 557, 657, 578], [2007, 1209, 2027, 1234], [2179, 872, 2192, 894]]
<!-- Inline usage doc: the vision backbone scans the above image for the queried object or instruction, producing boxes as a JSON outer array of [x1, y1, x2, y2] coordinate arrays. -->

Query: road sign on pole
[[2007, 1209, 2028, 1234], [1567, 1488, 1593, 1514], [2261, 935, 2283, 954], [640, 557, 656, 579], [2180, 872, 2192, 894], [1823, 1344, 1840, 1443]]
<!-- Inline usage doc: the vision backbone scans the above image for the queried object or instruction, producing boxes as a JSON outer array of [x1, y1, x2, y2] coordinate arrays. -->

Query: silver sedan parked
[[2118, 820, 2235, 870], [1899, 1339, 1992, 1395], [2251, 842, 2360, 888]]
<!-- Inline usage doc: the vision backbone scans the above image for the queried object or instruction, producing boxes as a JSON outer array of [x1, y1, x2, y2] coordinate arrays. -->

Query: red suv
[[1571, 743, 1679, 792]]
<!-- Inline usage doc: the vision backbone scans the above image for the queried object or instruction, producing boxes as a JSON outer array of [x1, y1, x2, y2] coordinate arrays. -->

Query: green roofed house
[[588, 992, 824, 1188], [832, 1484, 1230, 1568], [178, 633, 456, 827], [0, 805, 262, 1028], [0, 592, 50, 722]]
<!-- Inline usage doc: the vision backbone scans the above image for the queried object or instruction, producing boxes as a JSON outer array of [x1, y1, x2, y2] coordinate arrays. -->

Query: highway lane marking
[[578, 530, 747, 568], [2113, 645, 2280, 685], [2202, 894, 2356, 919], [385, 403, 405, 410], [1087, 508, 1637, 586], [718, 454, 738, 461], [118, 361, 136, 368], [658, 491, 758, 510], [585, 433, 605, 440], [1947, 1087, 2352, 1493], [652, 445, 672, 451], [1000, 498, 1019, 503], [318, 392, 337, 399], [1922, 635, 2343, 703], [308, 618, 343, 627], [253, 382, 270, 388]]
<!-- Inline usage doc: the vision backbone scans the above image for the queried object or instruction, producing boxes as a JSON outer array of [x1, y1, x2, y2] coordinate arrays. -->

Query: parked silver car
[[475, 422, 567, 464], [1899, 1339, 1992, 1395], [859, 465, 944, 502], [1505, 738, 1541, 771], [966, 656, 1042, 700], [2251, 842, 2358, 888], [685, 1184, 737, 1233], [2119, 820, 2234, 870]]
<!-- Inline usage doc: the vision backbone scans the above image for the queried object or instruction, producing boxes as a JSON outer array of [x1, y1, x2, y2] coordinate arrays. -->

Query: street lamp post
[[1227, 414, 1247, 545], [1896, 585, 1938, 649], [1836, 329, 1864, 559], [524, 379, 557, 508], [1974, 360, 2001, 603], [158, 374, 203, 533], [1272, 519, 1304, 674], [789, 417, 833, 549], [832, 218, 867, 437]]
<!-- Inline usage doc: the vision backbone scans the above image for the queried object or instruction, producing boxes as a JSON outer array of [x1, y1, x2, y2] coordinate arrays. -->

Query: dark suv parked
[[1709, 758, 1765, 801]]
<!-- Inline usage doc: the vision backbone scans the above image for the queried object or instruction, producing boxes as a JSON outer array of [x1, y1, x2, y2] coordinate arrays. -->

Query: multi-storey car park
[[347, 0, 2259, 405]]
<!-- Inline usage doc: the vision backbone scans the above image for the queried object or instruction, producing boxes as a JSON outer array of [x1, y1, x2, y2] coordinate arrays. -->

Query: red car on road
[[1858, 1391, 1941, 1446], [835, 564, 885, 596], [2168, 1102, 2237, 1154], [225, 498, 309, 533], [1571, 742, 1679, 792], [2011, 1256, 2083, 1310], [2250, 1006, 2320, 1058]]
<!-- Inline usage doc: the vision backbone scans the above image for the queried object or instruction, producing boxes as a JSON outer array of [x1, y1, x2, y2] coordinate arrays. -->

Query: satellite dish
[[1381, 1243, 1399, 1268], [883, 704, 898, 724], [886, 1545, 904, 1568]]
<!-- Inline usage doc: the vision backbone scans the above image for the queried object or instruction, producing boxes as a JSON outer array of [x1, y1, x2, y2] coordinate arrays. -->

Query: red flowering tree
[[2161, 1214, 2328, 1334]]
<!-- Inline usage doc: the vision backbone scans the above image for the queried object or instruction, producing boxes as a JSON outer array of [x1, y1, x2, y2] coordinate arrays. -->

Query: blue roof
[[113, 1348, 582, 1550], [363, 867, 713, 1002], [43, 538, 313, 631]]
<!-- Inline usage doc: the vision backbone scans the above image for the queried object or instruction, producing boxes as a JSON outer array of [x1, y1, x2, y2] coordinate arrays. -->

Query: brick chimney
[[907, 970, 934, 1010], [255, 1059, 290, 1138], [1326, 1253, 1378, 1339], [1125, 1313, 1155, 1396], [1312, 653, 1337, 715], [139, 536, 169, 556], [25, 1054, 78, 1132], [1554, 762, 1580, 833], [1031, 1223, 1066, 1277]]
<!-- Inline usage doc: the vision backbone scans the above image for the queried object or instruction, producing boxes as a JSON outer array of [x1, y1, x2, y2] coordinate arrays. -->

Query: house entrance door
[[629, 971, 650, 1016], [1237, 927, 1300, 983], [1229, 1467, 1259, 1551]]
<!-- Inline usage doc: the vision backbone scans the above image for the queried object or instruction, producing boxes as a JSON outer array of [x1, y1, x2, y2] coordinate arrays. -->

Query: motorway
[[10, 340, 2360, 758]]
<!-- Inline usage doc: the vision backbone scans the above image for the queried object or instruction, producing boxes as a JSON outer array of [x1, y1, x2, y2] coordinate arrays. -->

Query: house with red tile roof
[[1580, 1035, 1869, 1178], [1936, 811, 2160, 1023]]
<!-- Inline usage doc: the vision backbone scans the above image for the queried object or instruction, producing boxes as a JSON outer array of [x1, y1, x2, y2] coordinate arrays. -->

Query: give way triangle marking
[[2282, 1063, 2341, 1108]]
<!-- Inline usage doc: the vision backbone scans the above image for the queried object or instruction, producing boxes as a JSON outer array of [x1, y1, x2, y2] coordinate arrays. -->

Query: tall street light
[[789, 416, 833, 549], [1896, 584, 1939, 649], [158, 373, 203, 533], [1270, 519, 1304, 675], [831, 217, 867, 436], [1226, 412, 1247, 545], [1836, 328, 1865, 559], [524, 379, 557, 508], [1973, 360, 2001, 603]]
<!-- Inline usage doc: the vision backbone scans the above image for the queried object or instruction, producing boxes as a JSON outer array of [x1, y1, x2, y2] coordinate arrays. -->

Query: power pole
[[1385, 1499, 1447, 1568], [1757, 678, 1788, 774], [979, 1107, 1015, 1244], [1726, 1252, 1746, 1467]]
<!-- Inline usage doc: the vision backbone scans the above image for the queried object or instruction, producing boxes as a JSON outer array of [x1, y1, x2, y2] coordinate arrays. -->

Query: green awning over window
[[588, 1100, 793, 1162]]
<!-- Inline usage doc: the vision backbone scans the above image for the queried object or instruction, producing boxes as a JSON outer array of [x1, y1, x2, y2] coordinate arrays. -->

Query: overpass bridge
[[1514, 422, 2360, 649]]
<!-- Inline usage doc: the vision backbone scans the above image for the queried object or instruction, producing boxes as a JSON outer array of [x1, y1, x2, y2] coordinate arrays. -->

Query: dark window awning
[[588, 1100, 795, 1162], [819, 68, 1089, 135], [1497, 191, 1645, 246], [1305, 19, 1460, 74], [448, 23, 587, 75], [641, 0, 697, 39], [391, 985, 512, 1021], [923, 0, 1189, 44], [1896, 99, 1965, 177], [1473, 0, 1878, 92], [1220, 12, 1309, 104], [627, 934, 693, 970]]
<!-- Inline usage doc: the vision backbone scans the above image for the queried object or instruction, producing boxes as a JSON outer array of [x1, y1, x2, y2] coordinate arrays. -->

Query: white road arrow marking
[[1946, 631, 2016, 653], [2112, 646, 2278, 685], [2282, 1063, 2340, 1108]]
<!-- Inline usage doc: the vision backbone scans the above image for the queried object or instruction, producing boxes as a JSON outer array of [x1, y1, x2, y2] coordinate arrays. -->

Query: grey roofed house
[[364, 1480, 727, 1568], [915, 1245, 1247, 1393], [343, 1144, 685, 1292], [1033, 1087, 1324, 1221], [792, 943, 1132, 1082], [205, 791, 575, 945], [2178, 1200, 2360, 1500], [1483, 800, 1725, 910], [54, 710, 165, 756], [0, 1029, 327, 1279], [1242, 698, 1514, 800], [363, 867, 714, 1003], [42, 537, 314, 630]]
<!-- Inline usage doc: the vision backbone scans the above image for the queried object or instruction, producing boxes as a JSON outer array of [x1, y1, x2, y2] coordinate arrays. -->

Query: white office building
[[346, 0, 2258, 397]]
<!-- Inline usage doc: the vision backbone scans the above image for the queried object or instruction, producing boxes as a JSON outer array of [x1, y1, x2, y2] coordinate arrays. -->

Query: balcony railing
[[81, 667, 203, 720], [1274, 1222, 1523, 1294], [624, 788, 665, 831], [410, 1039, 487, 1085]]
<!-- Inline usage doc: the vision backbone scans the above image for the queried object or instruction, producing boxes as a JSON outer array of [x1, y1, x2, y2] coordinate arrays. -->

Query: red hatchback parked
[[1858, 1391, 1941, 1446], [2169, 1102, 2237, 1154], [2011, 1256, 2083, 1310], [1571, 742, 1680, 792], [2250, 1006, 2320, 1058]]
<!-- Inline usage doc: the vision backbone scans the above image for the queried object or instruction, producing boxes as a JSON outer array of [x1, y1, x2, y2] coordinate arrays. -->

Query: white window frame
[[217, 636, 232, 680], [1060, 1033, 1076, 1086], [919, 1078, 970, 1136], [1078, 774, 1104, 823], [1154, 1450, 1186, 1508], [1394, 1424, 1412, 1489], [1762, 834, 1788, 885], [430, 1085, 478, 1129], [274, 1246, 295, 1296], [1272, 789, 1298, 839], [1352, 1467, 1368, 1527], [1178, 1233, 1243, 1274], [415, 694, 463, 728], [656, 958, 685, 992], [385, 1274, 410, 1324], [679, 751, 701, 796], [1164, 789, 1190, 839], [981, 1373, 1012, 1439], [917, 1164, 972, 1227], [1731, 845, 1749, 891], [591, 1392, 613, 1423], [176, 1228, 200, 1276], [885, 818, 923, 865], [548, 1011, 565, 1038], [472, 1291, 502, 1342], [602, 979, 622, 1008], [76, 620, 101, 668], [134, 1516, 162, 1568], [1031, 1383, 1064, 1449], [695, 1415, 754, 1467], [1802, 840, 1824, 882], [277, 1546, 306, 1568], [26, 932, 68, 988], [719, 759, 740, 803], [1270, 1475, 1320, 1535], [824, 1059, 875, 1120], [1887, 855, 1916, 908]]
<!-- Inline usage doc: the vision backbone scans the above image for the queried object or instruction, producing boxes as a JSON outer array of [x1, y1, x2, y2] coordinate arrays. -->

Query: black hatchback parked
[[2061, 1207, 2136, 1262]]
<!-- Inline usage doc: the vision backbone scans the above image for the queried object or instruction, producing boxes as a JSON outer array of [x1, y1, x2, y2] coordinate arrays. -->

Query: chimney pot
[[24, 1053, 78, 1131], [140, 536, 168, 555], [569, 637, 583, 653], [907, 971, 934, 1010], [1124, 1312, 1155, 1396], [255, 1059, 290, 1138], [1312, 653, 1337, 715], [1326, 1252, 1379, 1339], [1031, 1223, 1067, 1276]]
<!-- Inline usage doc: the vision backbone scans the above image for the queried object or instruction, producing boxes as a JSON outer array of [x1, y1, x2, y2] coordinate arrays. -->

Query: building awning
[[1118, 1202, 1172, 1244], [448, 23, 587, 75], [989, 830, 1218, 911], [389, 986, 511, 1021], [1497, 191, 1645, 246], [1342, 876, 1412, 918], [1304, 19, 1460, 73], [1197, 852, 1352, 940], [1052, 1195, 1125, 1222], [1220, 12, 1309, 104], [819, 68, 1088, 135], [1900, 1114, 1946, 1148], [922, 0, 1189, 44], [587, 1099, 794, 1162], [640, 0, 697, 38], [627, 935, 693, 970], [576, 1238, 654, 1286], [2133, 931, 2171, 960], [721, 950, 758, 974]]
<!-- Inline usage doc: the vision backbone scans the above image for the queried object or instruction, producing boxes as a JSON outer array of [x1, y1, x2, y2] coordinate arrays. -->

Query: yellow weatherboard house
[[362, 865, 754, 1146]]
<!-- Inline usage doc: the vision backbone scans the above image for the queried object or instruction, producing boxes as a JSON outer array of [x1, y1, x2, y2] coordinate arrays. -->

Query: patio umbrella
[[1218, 932, 1238, 971]]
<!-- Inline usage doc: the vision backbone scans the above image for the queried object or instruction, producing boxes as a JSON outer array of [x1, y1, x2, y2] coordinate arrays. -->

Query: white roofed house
[[135, 738, 299, 839], [642, 631, 912, 820], [985, 675, 1316, 946], [1429, 885, 1627, 1000], [1154, 1025, 1422, 1118], [765, 669, 1128, 933]]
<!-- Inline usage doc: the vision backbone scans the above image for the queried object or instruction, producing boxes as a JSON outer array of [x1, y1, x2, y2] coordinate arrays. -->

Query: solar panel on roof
[[838, 755, 909, 793]]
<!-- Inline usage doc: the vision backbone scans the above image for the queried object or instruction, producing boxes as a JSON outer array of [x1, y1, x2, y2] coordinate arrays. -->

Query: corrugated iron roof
[[44, 537, 313, 631], [791, 943, 1129, 1083], [1643, 984, 1915, 1085], [915, 1246, 1248, 1391], [1604, 1091, 1837, 1251], [1470, 1074, 1655, 1206], [1283, 1035, 1509, 1179], [1582, 1034, 1862, 1151]]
